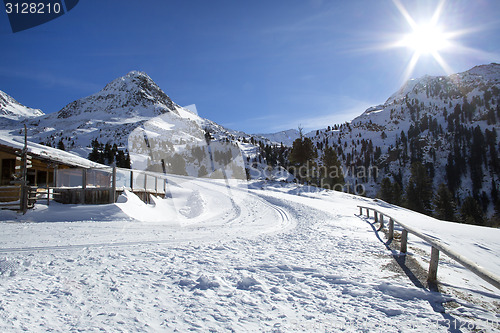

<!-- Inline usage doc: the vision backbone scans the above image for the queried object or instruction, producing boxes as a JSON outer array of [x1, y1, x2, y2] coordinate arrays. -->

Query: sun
[[392, 0, 456, 79], [368, 0, 489, 83], [401, 23, 450, 55]]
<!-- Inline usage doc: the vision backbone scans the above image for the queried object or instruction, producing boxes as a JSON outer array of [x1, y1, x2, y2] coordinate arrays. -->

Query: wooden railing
[[54, 167, 169, 204], [0, 186, 39, 211], [357, 205, 500, 290], [0, 186, 22, 210], [1, 166, 170, 210]]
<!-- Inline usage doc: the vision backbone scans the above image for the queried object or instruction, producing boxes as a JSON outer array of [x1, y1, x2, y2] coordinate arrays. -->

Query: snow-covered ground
[[0, 178, 498, 332]]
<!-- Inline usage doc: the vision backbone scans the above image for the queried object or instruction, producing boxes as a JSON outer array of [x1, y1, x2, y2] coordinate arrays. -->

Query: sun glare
[[401, 24, 449, 55], [391, 0, 459, 80]]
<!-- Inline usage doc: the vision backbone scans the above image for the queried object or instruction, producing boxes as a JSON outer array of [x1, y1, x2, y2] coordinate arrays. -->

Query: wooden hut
[[0, 133, 103, 205]]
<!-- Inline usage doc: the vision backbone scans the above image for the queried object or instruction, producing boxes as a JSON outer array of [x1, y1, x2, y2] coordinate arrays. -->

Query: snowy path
[[0, 178, 294, 251], [0, 180, 498, 332]]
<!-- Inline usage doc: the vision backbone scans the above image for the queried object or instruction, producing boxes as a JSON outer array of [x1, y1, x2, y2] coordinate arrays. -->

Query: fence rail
[[1, 167, 169, 209], [357, 205, 500, 290], [0, 186, 40, 211], [0, 186, 21, 209], [54, 166, 168, 204]]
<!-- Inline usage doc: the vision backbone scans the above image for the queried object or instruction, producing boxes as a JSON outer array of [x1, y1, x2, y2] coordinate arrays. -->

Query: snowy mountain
[[255, 129, 300, 146], [2, 67, 500, 332], [2, 64, 499, 220], [0, 90, 44, 121], [23, 71, 181, 150], [304, 63, 500, 221], [0, 71, 273, 178]]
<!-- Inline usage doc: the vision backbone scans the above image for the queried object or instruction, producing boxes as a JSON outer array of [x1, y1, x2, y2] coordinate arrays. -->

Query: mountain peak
[[126, 70, 148, 77], [460, 62, 500, 81], [0, 90, 44, 120], [101, 70, 160, 94], [55, 71, 178, 120], [384, 63, 500, 107]]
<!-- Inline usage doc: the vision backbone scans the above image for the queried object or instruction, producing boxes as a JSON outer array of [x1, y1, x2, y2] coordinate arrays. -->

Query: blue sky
[[1, 0, 499, 133]]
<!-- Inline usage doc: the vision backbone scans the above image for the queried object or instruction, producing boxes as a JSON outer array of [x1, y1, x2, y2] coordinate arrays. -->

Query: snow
[[256, 129, 300, 146], [0, 90, 44, 120], [0, 178, 498, 332], [0, 131, 105, 169], [360, 201, 500, 277]]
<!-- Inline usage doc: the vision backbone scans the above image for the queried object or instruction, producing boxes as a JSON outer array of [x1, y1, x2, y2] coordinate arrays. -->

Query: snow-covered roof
[[0, 131, 105, 169]]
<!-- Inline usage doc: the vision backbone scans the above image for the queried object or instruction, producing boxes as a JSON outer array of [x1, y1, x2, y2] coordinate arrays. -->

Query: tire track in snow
[[173, 176, 295, 234], [167, 176, 243, 227], [0, 181, 295, 254], [249, 193, 295, 234]]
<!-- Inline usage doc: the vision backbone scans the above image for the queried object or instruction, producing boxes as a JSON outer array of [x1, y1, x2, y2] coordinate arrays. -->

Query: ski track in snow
[[0, 180, 498, 332]]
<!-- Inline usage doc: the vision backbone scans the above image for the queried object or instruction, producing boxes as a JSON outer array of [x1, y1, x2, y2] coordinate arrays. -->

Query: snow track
[[0, 178, 295, 253], [0, 181, 498, 332]]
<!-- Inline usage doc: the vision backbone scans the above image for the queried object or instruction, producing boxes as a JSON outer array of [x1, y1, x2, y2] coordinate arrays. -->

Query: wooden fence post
[[401, 229, 408, 253], [366, 209, 370, 218], [374, 211, 378, 223], [46, 168, 49, 206], [388, 218, 394, 241], [144, 174, 148, 204], [428, 247, 440, 282], [81, 169, 87, 204], [130, 170, 134, 191], [354, 204, 500, 290], [54, 165, 58, 187], [378, 214, 384, 231], [110, 166, 116, 203]]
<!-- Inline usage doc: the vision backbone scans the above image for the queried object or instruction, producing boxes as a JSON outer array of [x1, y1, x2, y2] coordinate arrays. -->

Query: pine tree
[[433, 184, 456, 221], [391, 181, 403, 206], [491, 179, 498, 203], [88, 139, 100, 162], [490, 200, 500, 227], [470, 126, 485, 196], [288, 136, 317, 184], [124, 150, 131, 169], [204, 128, 212, 144], [104, 143, 114, 165], [115, 149, 124, 166], [460, 196, 485, 226], [57, 139, 65, 151], [405, 162, 432, 214], [198, 164, 208, 177], [320, 146, 344, 190], [170, 153, 187, 176], [378, 177, 393, 203]]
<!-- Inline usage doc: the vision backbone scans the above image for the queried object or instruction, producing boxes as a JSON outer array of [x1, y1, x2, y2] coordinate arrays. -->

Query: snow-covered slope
[[256, 129, 300, 146], [2, 64, 500, 215], [305, 63, 500, 217], [24, 71, 180, 149], [0, 180, 498, 332], [0, 90, 44, 121], [7, 71, 264, 178]]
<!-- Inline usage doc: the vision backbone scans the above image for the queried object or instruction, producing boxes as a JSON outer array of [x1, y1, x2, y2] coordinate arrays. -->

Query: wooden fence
[[0, 186, 39, 211], [357, 205, 500, 290], [53, 167, 168, 204], [1, 167, 169, 210]]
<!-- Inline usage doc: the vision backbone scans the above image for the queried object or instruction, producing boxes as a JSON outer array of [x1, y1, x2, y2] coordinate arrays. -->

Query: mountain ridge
[[1, 64, 499, 220], [0, 90, 44, 121]]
